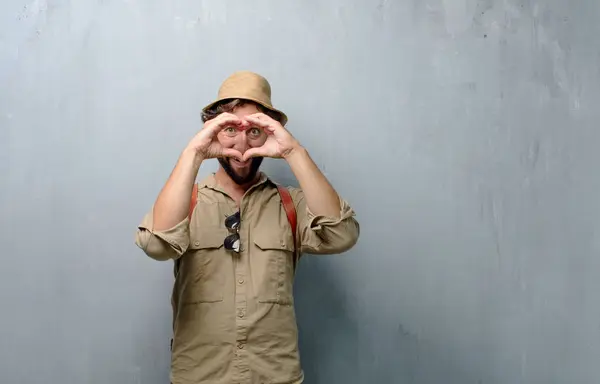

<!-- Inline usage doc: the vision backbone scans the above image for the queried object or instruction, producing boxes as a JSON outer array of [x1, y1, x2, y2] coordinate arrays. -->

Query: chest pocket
[[253, 228, 296, 306], [177, 227, 228, 304]]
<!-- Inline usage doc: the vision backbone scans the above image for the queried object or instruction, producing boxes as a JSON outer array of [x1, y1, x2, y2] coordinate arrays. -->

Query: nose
[[232, 131, 250, 153]]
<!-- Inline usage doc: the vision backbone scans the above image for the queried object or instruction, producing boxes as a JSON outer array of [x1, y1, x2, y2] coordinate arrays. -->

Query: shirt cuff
[[136, 211, 190, 258], [305, 197, 355, 230]]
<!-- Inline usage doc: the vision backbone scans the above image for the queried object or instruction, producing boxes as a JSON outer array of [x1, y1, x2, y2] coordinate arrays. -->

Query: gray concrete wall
[[2, 1, 599, 383]]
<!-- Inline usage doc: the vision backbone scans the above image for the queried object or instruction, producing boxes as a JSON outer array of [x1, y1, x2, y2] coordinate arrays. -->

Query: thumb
[[221, 148, 243, 161], [242, 148, 263, 162]]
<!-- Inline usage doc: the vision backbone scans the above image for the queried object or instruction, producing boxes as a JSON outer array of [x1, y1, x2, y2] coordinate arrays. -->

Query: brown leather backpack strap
[[276, 185, 298, 270]]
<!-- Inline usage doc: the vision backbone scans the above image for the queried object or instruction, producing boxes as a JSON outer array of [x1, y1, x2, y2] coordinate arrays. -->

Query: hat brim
[[202, 96, 288, 126]]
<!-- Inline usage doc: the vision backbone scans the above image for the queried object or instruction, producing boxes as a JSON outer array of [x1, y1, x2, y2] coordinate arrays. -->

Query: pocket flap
[[253, 229, 294, 252], [189, 227, 228, 249]]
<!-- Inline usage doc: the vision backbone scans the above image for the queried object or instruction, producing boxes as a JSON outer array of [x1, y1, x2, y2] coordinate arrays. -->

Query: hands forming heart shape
[[189, 112, 300, 162]]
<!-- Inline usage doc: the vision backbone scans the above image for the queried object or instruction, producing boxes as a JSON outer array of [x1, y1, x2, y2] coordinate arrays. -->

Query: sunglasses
[[224, 211, 241, 252]]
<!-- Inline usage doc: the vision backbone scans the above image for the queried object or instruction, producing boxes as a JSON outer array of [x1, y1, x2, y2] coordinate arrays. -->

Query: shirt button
[[194, 241, 200, 246], [280, 240, 285, 247], [237, 342, 244, 349], [238, 278, 244, 284], [237, 311, 245, 318]]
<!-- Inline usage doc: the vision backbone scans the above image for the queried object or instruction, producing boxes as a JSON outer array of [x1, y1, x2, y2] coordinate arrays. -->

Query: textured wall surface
[[2, 1, 600, 383]]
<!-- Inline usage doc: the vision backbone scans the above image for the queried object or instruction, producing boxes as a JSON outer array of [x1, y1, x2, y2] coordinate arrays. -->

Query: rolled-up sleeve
[[134, 208, 190, 261], [292, 190, 360, 255]]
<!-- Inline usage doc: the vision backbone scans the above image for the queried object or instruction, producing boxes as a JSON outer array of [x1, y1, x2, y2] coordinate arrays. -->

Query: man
[[135, 71, 360, 384]]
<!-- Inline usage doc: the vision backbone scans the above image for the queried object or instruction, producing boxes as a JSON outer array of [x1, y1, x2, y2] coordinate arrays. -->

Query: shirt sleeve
[[134, 207, 191, 261], [290, 189, 360, 255]]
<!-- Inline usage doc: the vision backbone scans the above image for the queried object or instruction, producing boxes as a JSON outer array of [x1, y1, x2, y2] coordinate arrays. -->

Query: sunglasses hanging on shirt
[[224, 211, 241, 252]]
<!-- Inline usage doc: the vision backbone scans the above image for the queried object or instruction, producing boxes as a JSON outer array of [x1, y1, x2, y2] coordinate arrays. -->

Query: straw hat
[[202, 71, 288, 126]]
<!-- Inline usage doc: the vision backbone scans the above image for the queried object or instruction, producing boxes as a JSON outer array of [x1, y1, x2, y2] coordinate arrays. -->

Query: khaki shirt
[[135, 173, 359, 384]]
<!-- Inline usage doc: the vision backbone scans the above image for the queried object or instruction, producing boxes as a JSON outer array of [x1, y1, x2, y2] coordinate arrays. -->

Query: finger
[[225, 119, 251, 132], [215, 111, 242, 122], [242, 148, 265, 162], [243, 115, 270, 127], [247, 112, 273, 122], [243, 115, 275, 133], [206, 115, 245, 134], [219, 112, 253, 127], [216, 115, 246, 129], [221, 148, 243, 161]]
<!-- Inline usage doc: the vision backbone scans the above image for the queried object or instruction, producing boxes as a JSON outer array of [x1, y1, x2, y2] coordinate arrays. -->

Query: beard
[[217, 156, 264, 185]]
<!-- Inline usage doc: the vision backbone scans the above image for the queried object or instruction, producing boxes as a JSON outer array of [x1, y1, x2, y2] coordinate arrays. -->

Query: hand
[[241, 113, 301, 161], [188, 113, 248, 160]]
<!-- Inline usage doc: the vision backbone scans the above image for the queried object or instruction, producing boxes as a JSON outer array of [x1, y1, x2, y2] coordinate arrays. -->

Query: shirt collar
[[198, 172, 272, 193]]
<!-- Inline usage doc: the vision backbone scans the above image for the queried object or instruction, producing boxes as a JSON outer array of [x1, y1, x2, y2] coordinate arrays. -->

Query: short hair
[[201, 98, 283, 124]]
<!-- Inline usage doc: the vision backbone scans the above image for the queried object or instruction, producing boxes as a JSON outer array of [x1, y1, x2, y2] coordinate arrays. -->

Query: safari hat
[[202, 70, 288, 126]]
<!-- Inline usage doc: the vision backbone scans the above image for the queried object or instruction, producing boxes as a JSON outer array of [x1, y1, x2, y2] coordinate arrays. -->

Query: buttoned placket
[[233, 200, 250, 383], [214, 179, 266, 384]]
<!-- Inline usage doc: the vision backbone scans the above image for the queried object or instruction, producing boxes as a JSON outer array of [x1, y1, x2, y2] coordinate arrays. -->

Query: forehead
[[231, 103, 261, 118]]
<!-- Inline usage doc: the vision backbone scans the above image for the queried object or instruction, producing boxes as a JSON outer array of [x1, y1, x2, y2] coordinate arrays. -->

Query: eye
[[248, 128, 262, 138], [223, 127, 237, 135]]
